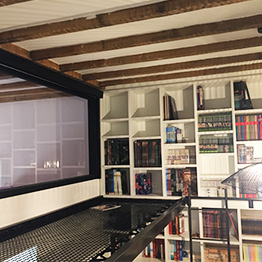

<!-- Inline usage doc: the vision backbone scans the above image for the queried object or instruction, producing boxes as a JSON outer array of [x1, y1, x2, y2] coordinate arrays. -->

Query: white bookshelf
[[100, 75, 262, 262]]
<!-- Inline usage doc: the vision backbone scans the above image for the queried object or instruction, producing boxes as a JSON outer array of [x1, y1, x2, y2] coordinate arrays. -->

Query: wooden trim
[[100, 62, 262, 87], [61, 37, 262, 72], [0, 0, 249, 43], [31, 14, 262, 60], [82, 53, 262, 81]]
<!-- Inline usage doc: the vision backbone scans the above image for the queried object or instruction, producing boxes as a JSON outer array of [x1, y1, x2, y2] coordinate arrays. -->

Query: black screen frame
[[0, 49, 103, 199]]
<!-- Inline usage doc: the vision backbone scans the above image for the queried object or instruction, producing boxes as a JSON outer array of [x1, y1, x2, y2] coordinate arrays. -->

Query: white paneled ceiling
[[0, 0, 262, 90]]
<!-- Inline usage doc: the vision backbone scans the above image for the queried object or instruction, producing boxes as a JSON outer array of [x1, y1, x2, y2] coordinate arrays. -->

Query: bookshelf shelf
[[197, 108, 232, 114]]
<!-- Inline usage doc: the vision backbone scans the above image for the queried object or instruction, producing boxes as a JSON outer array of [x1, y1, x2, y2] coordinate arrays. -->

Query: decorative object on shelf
[[234, 81, 253, 110], [135, 173, 152, 195], [196, 85, 204, 110], [222, 162, 262, 199], [163, 93, 178, 120]]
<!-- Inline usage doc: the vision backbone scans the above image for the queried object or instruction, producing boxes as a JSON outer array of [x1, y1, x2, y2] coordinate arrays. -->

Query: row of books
[[237, 144, 254, 164], [243, 243, 262, 262], [199, 135, 234, 153], [168, 213, 185, 235], [170, 240, 187, 261], [167, 149, 196, 165], [142, 239, 165, 259], [242, 219, 262, 235], [163, 94, 178, 120], [235, 114, 262, 141], [105, 169, 130, 195], [134, 139, 161, 167], [202, 210, 227, 239], [166, 168, 198, 196], [198, 113, 232, 132], [204, 244, 239, 262], [104, 139, 129, 165], [166, 126, 183, 143], [135, 173, 152, 195]]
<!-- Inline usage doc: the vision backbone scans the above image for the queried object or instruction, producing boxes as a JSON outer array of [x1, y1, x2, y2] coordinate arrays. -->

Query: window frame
[[0, 49, 103, 199]]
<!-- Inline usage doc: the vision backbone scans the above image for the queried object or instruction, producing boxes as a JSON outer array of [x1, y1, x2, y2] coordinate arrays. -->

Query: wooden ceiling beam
[[100, 62, 262, 87], [61, 36, 262, 72], [31, 14, 262, 60], [0, 80, 43, 90], [0, 0, 249, 43], [82, 52, 262, 81], [0, 0, 32, 6], [0, 87, 70, 103]]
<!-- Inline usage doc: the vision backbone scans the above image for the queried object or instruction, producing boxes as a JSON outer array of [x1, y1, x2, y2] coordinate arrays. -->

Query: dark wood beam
[[0, 80, 43, 90], [0, 43, 30, 59], [61, 36, 262, 72], [31, 14, 262, 60], [0, 0, 249, 43], [0, 44, 100, 88], [82, 52, 262, 81], [0, 87, 70, 103], [0, 0, 32, 6], [100, 62, 262, 87]]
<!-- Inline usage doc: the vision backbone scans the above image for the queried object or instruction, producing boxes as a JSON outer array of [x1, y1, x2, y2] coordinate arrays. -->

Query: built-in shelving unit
[[100, 75, 262, 262]]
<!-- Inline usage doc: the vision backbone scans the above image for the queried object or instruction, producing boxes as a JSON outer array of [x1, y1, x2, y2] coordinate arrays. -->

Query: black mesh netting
[[0, 200, 170, 262]]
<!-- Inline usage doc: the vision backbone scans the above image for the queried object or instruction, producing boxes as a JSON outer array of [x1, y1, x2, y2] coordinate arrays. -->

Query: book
[[163, 94, 178, 120]]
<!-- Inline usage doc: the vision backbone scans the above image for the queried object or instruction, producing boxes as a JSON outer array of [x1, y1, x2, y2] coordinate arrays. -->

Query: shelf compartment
[[135, 169, 162, 196], [37, 169, 61, 183], [102, 120, 129, 137], [132, 118, 160, 138], [196, 80, 231, 111], [37, 124, 60, 142], [13, 167, 35, 187], [13, 150, 35, 167], [164, 120, 195, 144], [0, 142, 11, 158], [105, 168, 130, 196], [0, 126, 11, 141], [130, 88, 160, 118], [62, 167, 86, 179], [37, 143, 60, 169], [165, 145, 196, 166], [102, 91, 128, 120], [163, 84, 194, 120], [13, 130, 35, 149], [134, 139, 161, 168]]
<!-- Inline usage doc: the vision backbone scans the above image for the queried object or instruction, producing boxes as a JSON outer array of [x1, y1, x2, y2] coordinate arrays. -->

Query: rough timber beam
[[0, 80, 43, 91], [0, 0, 32, 6], [82, 53, 262, 81], [31, 14, 262, 61], [100, 63, 262, 87], [0, 0, 249, 43], [61, 37, 262, 72], [0, 87, 70, 103]]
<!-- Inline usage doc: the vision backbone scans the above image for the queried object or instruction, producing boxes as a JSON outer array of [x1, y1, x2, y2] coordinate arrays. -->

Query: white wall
[[0, 179, 101, 229]]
